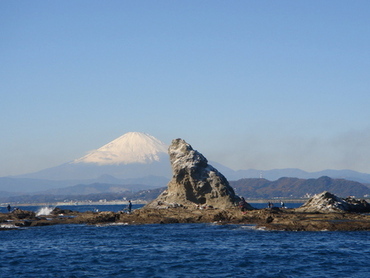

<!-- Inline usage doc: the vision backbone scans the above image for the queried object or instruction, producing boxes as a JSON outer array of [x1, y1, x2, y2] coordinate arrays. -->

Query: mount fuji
[[18, 132, 172, 181], [73, 132, 169, 165]]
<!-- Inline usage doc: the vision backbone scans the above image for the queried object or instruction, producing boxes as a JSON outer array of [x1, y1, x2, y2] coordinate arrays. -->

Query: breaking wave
[[36, 206, 54, 216]]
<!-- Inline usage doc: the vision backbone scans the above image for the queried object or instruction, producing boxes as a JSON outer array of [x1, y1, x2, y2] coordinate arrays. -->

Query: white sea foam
[[240, 225, 258, 230], [0, 223, 19, 229], [95, 222, 129, 227], [36, 207, 54, 216]]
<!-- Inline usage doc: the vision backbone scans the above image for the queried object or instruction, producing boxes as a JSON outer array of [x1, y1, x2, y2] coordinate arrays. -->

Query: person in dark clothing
[[7, 204, 11, 212], [127, 200, 132, 213]]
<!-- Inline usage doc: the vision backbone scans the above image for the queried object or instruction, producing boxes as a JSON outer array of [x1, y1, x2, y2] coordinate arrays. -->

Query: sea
[[1, 204, 370, 278]]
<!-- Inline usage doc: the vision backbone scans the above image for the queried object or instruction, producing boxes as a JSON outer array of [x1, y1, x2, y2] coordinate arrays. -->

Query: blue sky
[[1, 1, 370, 176]]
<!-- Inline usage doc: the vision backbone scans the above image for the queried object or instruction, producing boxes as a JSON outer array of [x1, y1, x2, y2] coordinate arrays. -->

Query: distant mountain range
[[1, 175, 369, 204], [14, 132, 172, 181], [0, 132, 171, 195], [0, 174, 169, 194], [0, 185, 167, 204], [230, 176, 370, 199], [212, 164, 370, 185], [1, 132, 370, 200]]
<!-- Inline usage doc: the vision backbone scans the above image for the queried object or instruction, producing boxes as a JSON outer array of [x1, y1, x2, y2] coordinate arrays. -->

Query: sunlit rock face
[[146, 138, 240, 209], [296, 191, 370, 213]]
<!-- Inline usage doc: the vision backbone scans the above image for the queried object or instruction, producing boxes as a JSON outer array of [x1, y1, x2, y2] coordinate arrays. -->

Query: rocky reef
[[296, 191, 370, 213], [2, 198, 370, 231], [145, 138, 241, 209]]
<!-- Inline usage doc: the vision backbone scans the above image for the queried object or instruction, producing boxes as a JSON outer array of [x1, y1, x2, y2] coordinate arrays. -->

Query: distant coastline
[[0, 198, 321, 207], [0, 200, 145, 207], [2, 198, 370, 208]]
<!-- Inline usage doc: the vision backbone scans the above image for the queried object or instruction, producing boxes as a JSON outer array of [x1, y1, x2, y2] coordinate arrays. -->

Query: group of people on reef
[[237, 198, 287, 212], [238, 197, 286, 213], [6, 204, 22, 213], [6, 204, 19, 213], [268, 201, 286, 209]]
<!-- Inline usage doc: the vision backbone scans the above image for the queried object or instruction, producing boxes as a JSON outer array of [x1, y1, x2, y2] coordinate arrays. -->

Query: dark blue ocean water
[[1, 223, 370, 277], [1, 204, 370, 277]]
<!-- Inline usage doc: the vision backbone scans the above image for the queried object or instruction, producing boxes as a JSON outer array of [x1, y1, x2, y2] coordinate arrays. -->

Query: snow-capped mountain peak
[[72, 132, 168, 165]]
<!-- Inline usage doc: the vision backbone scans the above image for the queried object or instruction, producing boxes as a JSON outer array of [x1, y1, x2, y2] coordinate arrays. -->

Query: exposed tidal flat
[[1, 203, 370, 232]]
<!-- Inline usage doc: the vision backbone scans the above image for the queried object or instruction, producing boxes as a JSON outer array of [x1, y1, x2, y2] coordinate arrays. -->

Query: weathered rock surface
[[2, 205, 370, 231], [145, 138, 240, 209], [296, 191, 370, 213], [251, 208, 370, 231], [10, 209, 36, 219]]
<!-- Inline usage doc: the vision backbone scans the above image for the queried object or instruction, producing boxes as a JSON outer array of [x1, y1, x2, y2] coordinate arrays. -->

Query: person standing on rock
[[127, 200, 132, 213], [7, 204, 11, 213]]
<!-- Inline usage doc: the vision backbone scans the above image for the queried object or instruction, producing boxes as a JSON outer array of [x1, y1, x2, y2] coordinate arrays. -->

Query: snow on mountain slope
[[72, 132, 168, 165]]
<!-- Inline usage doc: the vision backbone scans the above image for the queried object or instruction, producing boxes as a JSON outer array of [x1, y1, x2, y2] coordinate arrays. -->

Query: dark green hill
[[230, 176, 370, 198]]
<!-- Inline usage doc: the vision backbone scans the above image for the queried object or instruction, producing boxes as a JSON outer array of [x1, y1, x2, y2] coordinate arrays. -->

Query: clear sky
[[1, 1, 370, 176]]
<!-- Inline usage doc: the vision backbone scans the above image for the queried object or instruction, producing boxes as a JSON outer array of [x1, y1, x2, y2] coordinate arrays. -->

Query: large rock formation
[[146, 138, 240, 209], [296, 191, 370, 213]]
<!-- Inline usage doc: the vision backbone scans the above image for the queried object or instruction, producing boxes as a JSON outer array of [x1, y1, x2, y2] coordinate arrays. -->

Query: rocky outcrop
[[76, 211, 120, 224], [10, 209, 36, 219], [296, 191, 370, 213], [146, 138, 240, 209], [2, 203, 370, 231], [3, 207, 370, 231]]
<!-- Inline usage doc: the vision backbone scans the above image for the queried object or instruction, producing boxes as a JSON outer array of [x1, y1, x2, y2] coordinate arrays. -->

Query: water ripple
[[0, 224, 369, 277]]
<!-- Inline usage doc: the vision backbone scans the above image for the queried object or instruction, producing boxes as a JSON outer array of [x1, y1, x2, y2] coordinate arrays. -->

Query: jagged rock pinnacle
[[146, 138, 240, 209]]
